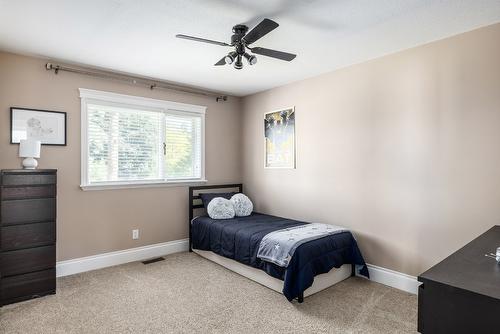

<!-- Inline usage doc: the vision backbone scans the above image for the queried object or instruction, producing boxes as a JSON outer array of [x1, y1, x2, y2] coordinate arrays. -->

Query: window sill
[[80, 179, 208, 191]]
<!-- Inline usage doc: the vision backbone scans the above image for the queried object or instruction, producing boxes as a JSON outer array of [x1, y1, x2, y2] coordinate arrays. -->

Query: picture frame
[[10, 107, 67, 146], [264, 107, 296, 169]]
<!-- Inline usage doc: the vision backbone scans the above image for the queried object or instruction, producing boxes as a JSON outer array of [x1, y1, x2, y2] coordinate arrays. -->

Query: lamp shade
[[19, 139, 41, 158]]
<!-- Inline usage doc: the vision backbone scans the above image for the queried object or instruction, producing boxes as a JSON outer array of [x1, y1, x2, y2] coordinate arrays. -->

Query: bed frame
[[188, 184, 352, 303]]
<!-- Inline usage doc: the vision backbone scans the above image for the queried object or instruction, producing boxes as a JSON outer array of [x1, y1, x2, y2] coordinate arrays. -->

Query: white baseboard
[[359, 263, 420, 294], [56, 239, 189, 277], [56, 239, 420, 295]]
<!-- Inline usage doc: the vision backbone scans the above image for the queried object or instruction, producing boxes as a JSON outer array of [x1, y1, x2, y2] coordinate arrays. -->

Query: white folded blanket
[[257, 223, 349, 267]]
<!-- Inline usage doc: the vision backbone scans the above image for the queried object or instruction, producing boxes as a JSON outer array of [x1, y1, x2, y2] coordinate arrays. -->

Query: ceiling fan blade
[[242, 18, 279, 45], [250, 47, 296, 61], [214, 57, 226, 66], [176, 34, 230, 47]]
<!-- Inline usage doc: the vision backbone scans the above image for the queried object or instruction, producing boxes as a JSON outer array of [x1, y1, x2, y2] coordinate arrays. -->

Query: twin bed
[[189, 184, 369, 303]]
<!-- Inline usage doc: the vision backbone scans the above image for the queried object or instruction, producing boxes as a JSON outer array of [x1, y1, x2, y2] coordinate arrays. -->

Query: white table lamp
[[19, 139, 41, 169]]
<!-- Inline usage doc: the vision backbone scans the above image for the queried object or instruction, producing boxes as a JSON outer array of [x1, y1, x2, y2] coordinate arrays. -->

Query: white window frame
[[79, 88, 207, 191]]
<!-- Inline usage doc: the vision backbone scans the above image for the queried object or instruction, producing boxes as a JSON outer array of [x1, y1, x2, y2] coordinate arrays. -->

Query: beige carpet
[[0, 252, 417, 334]]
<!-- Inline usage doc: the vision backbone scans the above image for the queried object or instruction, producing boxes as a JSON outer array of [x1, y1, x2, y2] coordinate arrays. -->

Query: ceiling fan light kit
[[224, 51, 237, 64], [234, 55, 244, 69], [176, 18, 296, 70], [244, 53, 257, 65]]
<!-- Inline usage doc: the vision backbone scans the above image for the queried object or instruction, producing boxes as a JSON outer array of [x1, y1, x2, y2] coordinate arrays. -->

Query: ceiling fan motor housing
[[232, 24, 248, 36]]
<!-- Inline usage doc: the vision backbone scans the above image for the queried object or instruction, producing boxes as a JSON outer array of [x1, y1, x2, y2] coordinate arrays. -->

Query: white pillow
[[230, 193, 253, 217], [207, 197, 235, 219]]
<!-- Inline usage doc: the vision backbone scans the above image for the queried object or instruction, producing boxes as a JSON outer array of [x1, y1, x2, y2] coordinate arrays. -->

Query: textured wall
[[241, 23, 500, 276], [0, 52, 242, 261]]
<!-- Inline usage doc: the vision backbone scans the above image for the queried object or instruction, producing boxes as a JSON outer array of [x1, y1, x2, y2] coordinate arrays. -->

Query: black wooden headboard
[[188, 183, 243, 251]]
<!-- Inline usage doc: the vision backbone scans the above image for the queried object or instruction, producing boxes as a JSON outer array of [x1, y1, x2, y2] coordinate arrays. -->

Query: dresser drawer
[[1, 268, 56, 305], [1, 222, 56, 251], [1, 173, 56, 186], [1, 245, 55, 277], [1, 198, 56, 225], [1, 184, 56, 200]]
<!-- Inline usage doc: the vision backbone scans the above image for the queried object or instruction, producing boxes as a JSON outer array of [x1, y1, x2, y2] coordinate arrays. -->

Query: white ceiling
[[0, 0, 500, 96]]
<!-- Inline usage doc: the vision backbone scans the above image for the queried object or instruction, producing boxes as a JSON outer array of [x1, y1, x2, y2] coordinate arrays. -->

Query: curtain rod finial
[[45, 62, 59, 74], [216, 95, 228, 102]]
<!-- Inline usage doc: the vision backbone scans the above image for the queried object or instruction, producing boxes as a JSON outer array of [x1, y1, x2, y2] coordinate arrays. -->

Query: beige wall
[[2, 23, 500, 275], [0, 52, 241, 261], [241, 23, 500, 276]]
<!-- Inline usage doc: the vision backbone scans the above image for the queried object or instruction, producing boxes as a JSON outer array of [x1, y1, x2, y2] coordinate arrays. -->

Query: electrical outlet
[[132, 229, 139, 240]]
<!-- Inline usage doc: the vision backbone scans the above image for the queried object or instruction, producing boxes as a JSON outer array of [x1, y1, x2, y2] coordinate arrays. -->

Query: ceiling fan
[[176, 18, 296, 69]]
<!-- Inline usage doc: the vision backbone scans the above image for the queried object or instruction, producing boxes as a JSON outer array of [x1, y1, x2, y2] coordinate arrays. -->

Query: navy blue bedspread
[[191, 213, 369, 301]]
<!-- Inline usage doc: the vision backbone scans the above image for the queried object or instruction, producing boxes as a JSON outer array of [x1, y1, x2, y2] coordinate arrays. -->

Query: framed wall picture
[[10, 107, 67, 146], [264, 107, 295, 169]]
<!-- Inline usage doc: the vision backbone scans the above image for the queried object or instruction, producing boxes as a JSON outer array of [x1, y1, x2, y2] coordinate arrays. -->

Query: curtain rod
[[45, 62, 228, 102]]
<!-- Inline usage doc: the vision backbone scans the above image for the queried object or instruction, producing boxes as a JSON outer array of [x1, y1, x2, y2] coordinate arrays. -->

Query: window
[[80, 89, 206, 190]]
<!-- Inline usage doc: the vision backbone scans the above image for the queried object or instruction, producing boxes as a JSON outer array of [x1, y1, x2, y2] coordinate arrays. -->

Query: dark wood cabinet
[[418, 226, 500, 333], [0, 169, 57, 306]]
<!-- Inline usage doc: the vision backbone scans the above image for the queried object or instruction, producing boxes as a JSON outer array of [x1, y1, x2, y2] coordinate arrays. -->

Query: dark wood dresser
[[0, 169, 57, 306], [418, 226, 500, 334]]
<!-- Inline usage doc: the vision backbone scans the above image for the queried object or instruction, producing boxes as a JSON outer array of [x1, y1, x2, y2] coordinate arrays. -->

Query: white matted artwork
[[11, 107, 67, 145], [264, 107, 295, 168]]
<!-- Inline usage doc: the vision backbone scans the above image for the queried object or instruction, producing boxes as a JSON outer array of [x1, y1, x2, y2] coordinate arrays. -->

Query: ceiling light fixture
[[224, 51, 237, 64], [234, 55, 243, 70], [244, 53, 257, 65]]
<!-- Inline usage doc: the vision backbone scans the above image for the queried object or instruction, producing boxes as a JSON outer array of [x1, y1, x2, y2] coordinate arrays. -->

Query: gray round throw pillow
[[231, 193, 253, 217], [207, 197, 235, 219]]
